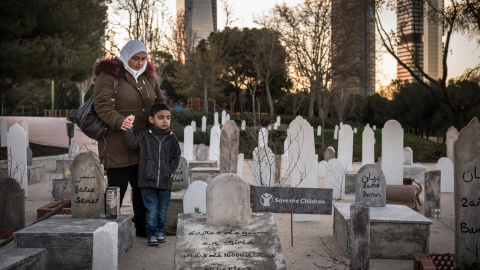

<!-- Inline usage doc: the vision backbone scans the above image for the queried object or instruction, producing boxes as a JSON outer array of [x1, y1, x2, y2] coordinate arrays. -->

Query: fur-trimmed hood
[[94, 57, 156, 78]]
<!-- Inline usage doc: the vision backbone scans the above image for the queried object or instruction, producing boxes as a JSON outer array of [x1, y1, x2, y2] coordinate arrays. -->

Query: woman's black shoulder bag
[[75, 78, 118, 141]]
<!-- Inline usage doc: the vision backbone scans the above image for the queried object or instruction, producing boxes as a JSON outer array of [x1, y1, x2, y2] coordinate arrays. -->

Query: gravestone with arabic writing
[[355, 164, 386, 207], [70, 152, 106, 218], [172, 157, 189, 189], [453, 117, 480, 263]]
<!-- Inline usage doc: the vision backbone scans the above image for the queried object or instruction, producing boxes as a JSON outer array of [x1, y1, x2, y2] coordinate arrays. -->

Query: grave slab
[[189, 167, 220, 184], [27, 164, 45, 185], [403, 164, 427, 182], [174, 213, 286, 270], [0, 248, 47, 270], [14, 215, 132, 270], [188, 160, 218, 169], [333, 203, 431, 259]]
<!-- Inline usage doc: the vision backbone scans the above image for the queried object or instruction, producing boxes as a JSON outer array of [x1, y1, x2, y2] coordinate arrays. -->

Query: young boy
[[124, 103, 181, 246]]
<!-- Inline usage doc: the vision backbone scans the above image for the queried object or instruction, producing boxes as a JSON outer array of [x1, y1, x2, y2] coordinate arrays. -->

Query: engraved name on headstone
[[173, 157, 189, 189], [355, 164, 386, 207], [70, 152, 106, 218]]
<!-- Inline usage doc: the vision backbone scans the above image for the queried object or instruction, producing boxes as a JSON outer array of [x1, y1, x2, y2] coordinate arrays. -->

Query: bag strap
[[110, 78, 119, 106]]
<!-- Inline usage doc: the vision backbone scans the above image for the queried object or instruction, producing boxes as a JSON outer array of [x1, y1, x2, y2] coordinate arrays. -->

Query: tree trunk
[[308, 88, 315, 118], [203, 81, 208, 113], [265, 83, 274, 119]]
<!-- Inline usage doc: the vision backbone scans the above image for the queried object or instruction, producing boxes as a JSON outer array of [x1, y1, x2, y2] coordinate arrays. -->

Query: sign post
[[252, 186, 333, 246]]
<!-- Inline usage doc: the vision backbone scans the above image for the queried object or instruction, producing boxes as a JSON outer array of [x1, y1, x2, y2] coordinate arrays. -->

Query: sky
[[164, 0, 480, 89]]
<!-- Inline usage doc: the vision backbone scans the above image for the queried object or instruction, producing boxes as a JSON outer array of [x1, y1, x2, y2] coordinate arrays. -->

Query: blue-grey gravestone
[[355, 164, 386, 207], [454, 117, 480, 263]]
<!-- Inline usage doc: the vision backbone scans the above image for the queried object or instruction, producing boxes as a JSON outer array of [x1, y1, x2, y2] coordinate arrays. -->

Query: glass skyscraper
[[176, 0, 217, 62]]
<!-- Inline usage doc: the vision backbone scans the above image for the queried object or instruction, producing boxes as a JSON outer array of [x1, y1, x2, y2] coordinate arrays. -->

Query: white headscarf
[[118, 40, 148, 81]]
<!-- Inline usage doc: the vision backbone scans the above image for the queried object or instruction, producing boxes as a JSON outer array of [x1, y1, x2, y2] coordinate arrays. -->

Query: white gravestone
[[69, 142, 81, 158], [209, 125, 221, 161], [253, 146, 276, 186], [258, 128, 268, 148], [287, 116, 318, 221], [340, 122, 343, 127], [241, 120, 246, 130], [7, 124, 28, 197], [267, 125, 272, 131], [436, 157, 454, 193], [446, 126, 459, 163], [206, 174, 251, 226], [353, 127, 357, 134], [317, 125, 321, 136], [325, 158, 346, 199], [338, 124, 353, 171], [183, 125, 194, 161], [0, 119, 7, 147], [214, 112, 219, 127], [274, 123, 279, 130], [334, 125, 339, 140], [237, 153, 244, 177], [324, 146, 336, 162], [362, 125, 375, 165], [280, 153, 289, 179], [221, 111, 226, 125], [225, 114, 230, 122], [191, 121, 196, 132], [195, 144, 208, 161], [201, 116, 207, 132], [382, 120, 404, 185], [276, 116, 281, 125], [373, 125, 376, 130], [453, 117, 480, 263], [21, 120, 29, 146], [403, 147, 413, 165], [92, 222, 118, 270], [183, 180, 208, 214], [317, 160, 328, 179]]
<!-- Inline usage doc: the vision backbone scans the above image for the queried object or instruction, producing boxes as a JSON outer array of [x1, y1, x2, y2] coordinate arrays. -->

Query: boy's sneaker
[[148, 235, 158, 246], [156, 231, 166, 243]]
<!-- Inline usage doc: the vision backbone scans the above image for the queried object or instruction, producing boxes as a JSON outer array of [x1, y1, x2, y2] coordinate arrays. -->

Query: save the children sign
[[252, 186, 333, 215]]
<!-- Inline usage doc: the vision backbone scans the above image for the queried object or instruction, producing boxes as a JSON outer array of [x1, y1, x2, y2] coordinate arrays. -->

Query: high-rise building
[[331, 0, 376, 96], [176, 0, 217, 62], [397, 0, 443, 82]]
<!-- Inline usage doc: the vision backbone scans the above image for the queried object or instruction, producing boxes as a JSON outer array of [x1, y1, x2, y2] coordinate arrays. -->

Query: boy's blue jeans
[[141, 188, 171, 236]]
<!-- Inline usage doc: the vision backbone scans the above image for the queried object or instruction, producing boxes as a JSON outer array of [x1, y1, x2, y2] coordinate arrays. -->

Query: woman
[[94, 40, 163, 237]]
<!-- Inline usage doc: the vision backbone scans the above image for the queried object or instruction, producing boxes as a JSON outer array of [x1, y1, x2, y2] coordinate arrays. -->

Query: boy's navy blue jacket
[[124, 126, 181, 190]]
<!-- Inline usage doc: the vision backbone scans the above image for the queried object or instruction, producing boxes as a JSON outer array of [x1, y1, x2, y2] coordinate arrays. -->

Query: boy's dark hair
[[150, 103, 171, 117]]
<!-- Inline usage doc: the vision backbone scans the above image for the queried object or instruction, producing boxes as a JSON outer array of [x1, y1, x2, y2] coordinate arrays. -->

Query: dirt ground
[[1, 153, 456, 270]]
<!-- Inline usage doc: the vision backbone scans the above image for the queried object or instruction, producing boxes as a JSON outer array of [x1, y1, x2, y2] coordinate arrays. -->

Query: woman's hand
[[121, 115, 135, 130]]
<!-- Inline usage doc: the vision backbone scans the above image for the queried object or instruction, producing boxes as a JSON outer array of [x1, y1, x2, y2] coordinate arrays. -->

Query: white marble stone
[[7, 124, 28, 197], [225, 114, 230, 122], [241, 120, 246, 130], [201, 116, 207, 132], [280, 153, 289, 179], [183, 125, 194, 161], [68, 142, 81, 158], [258, 127, 268, 148], [221, 110, 226, 125], [191, 121, 196, 132], [436, 157, 454, 193], [382, 120, 404, 185], [317, 125, 321, 136], [287, 116, 318, 221], [446, 126, 459, 163], [325, 158, 346, 199], [209, 125, 221, 161], [338, 124, 353, 171], [403, 147, 413, 165], [353, 127, 357, 134], [237, 153, 244, 177], [92, 222, 118, 270], [183, 181, 208, 214], [253, 146, 276, 186], [373, 125, 376, 130], [21, 120, 29, 146], [317, 160, 328, 179], [362, 125, 375, 165], [334, 125, 339, 140], [276, 116, 281, 125], [214, 112, 219, 127]]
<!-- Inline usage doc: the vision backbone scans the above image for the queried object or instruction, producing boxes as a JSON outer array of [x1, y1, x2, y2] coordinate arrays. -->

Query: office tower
[[176, 0, 217, 62], [331, 0, 376, 96], [397, 0, 443, 82]]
